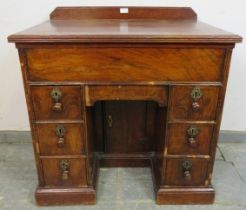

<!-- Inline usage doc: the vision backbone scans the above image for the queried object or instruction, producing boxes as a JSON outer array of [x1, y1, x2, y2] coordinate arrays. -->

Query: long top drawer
[[26, 47, 225, 82]]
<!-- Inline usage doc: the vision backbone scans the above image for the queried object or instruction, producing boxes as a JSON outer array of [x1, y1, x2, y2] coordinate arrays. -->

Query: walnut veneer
[[8, 7, 242, 206]]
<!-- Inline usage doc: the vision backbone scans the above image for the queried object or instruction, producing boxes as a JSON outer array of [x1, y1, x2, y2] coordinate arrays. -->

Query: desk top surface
[[8, 7, 242, 44]]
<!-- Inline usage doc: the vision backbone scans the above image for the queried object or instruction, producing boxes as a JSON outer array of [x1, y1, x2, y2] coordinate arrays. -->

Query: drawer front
[[167, 124, 214, 155], [42, 158, 87, 187], [165, 158, 209, 186], [36, 124, 84, 156], [169, 86, 219, 121], [31, 86, 82, 121], [85, 85, 167, 106], [27, 48, 224, 82]]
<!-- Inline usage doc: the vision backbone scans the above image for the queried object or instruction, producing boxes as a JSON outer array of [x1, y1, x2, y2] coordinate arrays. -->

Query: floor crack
[[228, 161, 246, 185], [217, 144, 246, 185], [217, 145, 226, 161]]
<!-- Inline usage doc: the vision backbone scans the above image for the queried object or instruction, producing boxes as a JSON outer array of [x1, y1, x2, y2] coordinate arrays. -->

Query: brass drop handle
[[182, 160, 192, 181], [107, 115, 113, 128], [59, 160, 70, 180], [192, 101, 200, 110], [187, 126, 199, 148], [55, 125, 65, 148], [190, 86, 202, 111], [51, 88, 63, 112]]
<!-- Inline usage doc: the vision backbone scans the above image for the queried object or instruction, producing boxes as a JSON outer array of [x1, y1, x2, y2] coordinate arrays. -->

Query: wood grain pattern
[[167, 123, 214, 155], [41, 158, 87, 187], [31, 86, 82, 120], [27, 48, 225, 82], [8, 6, 242, 206], [36, 123, 84, 156], [104, 101, 156, 154], [85, 85, 167, 107], [17, 49, 46, 187], [165, 158, 209, 186], [169, 86, 220, 121]]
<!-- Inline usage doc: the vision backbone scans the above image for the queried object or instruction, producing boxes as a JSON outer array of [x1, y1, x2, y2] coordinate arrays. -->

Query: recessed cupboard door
[[103, 101, 157, 154]]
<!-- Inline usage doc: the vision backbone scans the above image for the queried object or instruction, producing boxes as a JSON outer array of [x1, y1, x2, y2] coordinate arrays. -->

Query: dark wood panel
[[165, 158, 209, 186], [41, 158, 87, 187], [167, 123, 214, 155], [91, 102, 105, 152], [36, 123, 84, 156], [27, 48, 225, 82], [85, 106, 96, 183], [31, 86, 82, 120], [153, 107, 167, 187], [104, 101, 156, 154], [169, 86, 219, 121], [100, 155, 150, 167], [85, 85, 167, 107]]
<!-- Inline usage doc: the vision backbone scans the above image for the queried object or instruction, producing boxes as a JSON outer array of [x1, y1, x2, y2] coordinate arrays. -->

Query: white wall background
[[0, 1, 245, 131]]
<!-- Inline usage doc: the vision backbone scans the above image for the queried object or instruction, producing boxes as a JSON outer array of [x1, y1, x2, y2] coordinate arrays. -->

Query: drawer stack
[[15, 41, 235, 205], [30, 85, 88, 189], [9, 5, 242, 205], [162, 85, 219, 197]]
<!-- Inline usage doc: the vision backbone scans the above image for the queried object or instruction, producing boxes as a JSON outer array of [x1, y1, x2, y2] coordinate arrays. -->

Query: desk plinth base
[[35, 156, 215, 205], [35, 187, 96, 206], [156, 187, 215, 204]]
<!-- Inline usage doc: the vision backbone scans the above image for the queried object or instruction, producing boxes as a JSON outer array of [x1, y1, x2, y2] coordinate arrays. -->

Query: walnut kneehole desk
[[8, 7, 242, 206]]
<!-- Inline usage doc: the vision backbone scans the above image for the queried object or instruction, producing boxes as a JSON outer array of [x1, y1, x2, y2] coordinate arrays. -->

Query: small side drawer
[[167, 123, 214, 155], [36, 123, 84, 156], [31, 86, 82, 121], [165, 158, 209, 186], [169, 86, 219, 121], [41, 158, 87, 187]]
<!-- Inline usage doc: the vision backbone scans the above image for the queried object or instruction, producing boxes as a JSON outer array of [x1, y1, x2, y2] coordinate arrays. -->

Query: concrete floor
[[0, 142, 246, 210]]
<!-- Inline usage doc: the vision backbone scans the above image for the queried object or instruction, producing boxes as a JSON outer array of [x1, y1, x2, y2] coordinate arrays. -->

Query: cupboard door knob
[[55, 125, 65, 148], [190, 86, 202, 111], [59, 160, 70, 180], [182, 160, 192, 181], [187, 126, 199, 148], [51, 88, 63, 112], [107, 115, 113, 128]]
